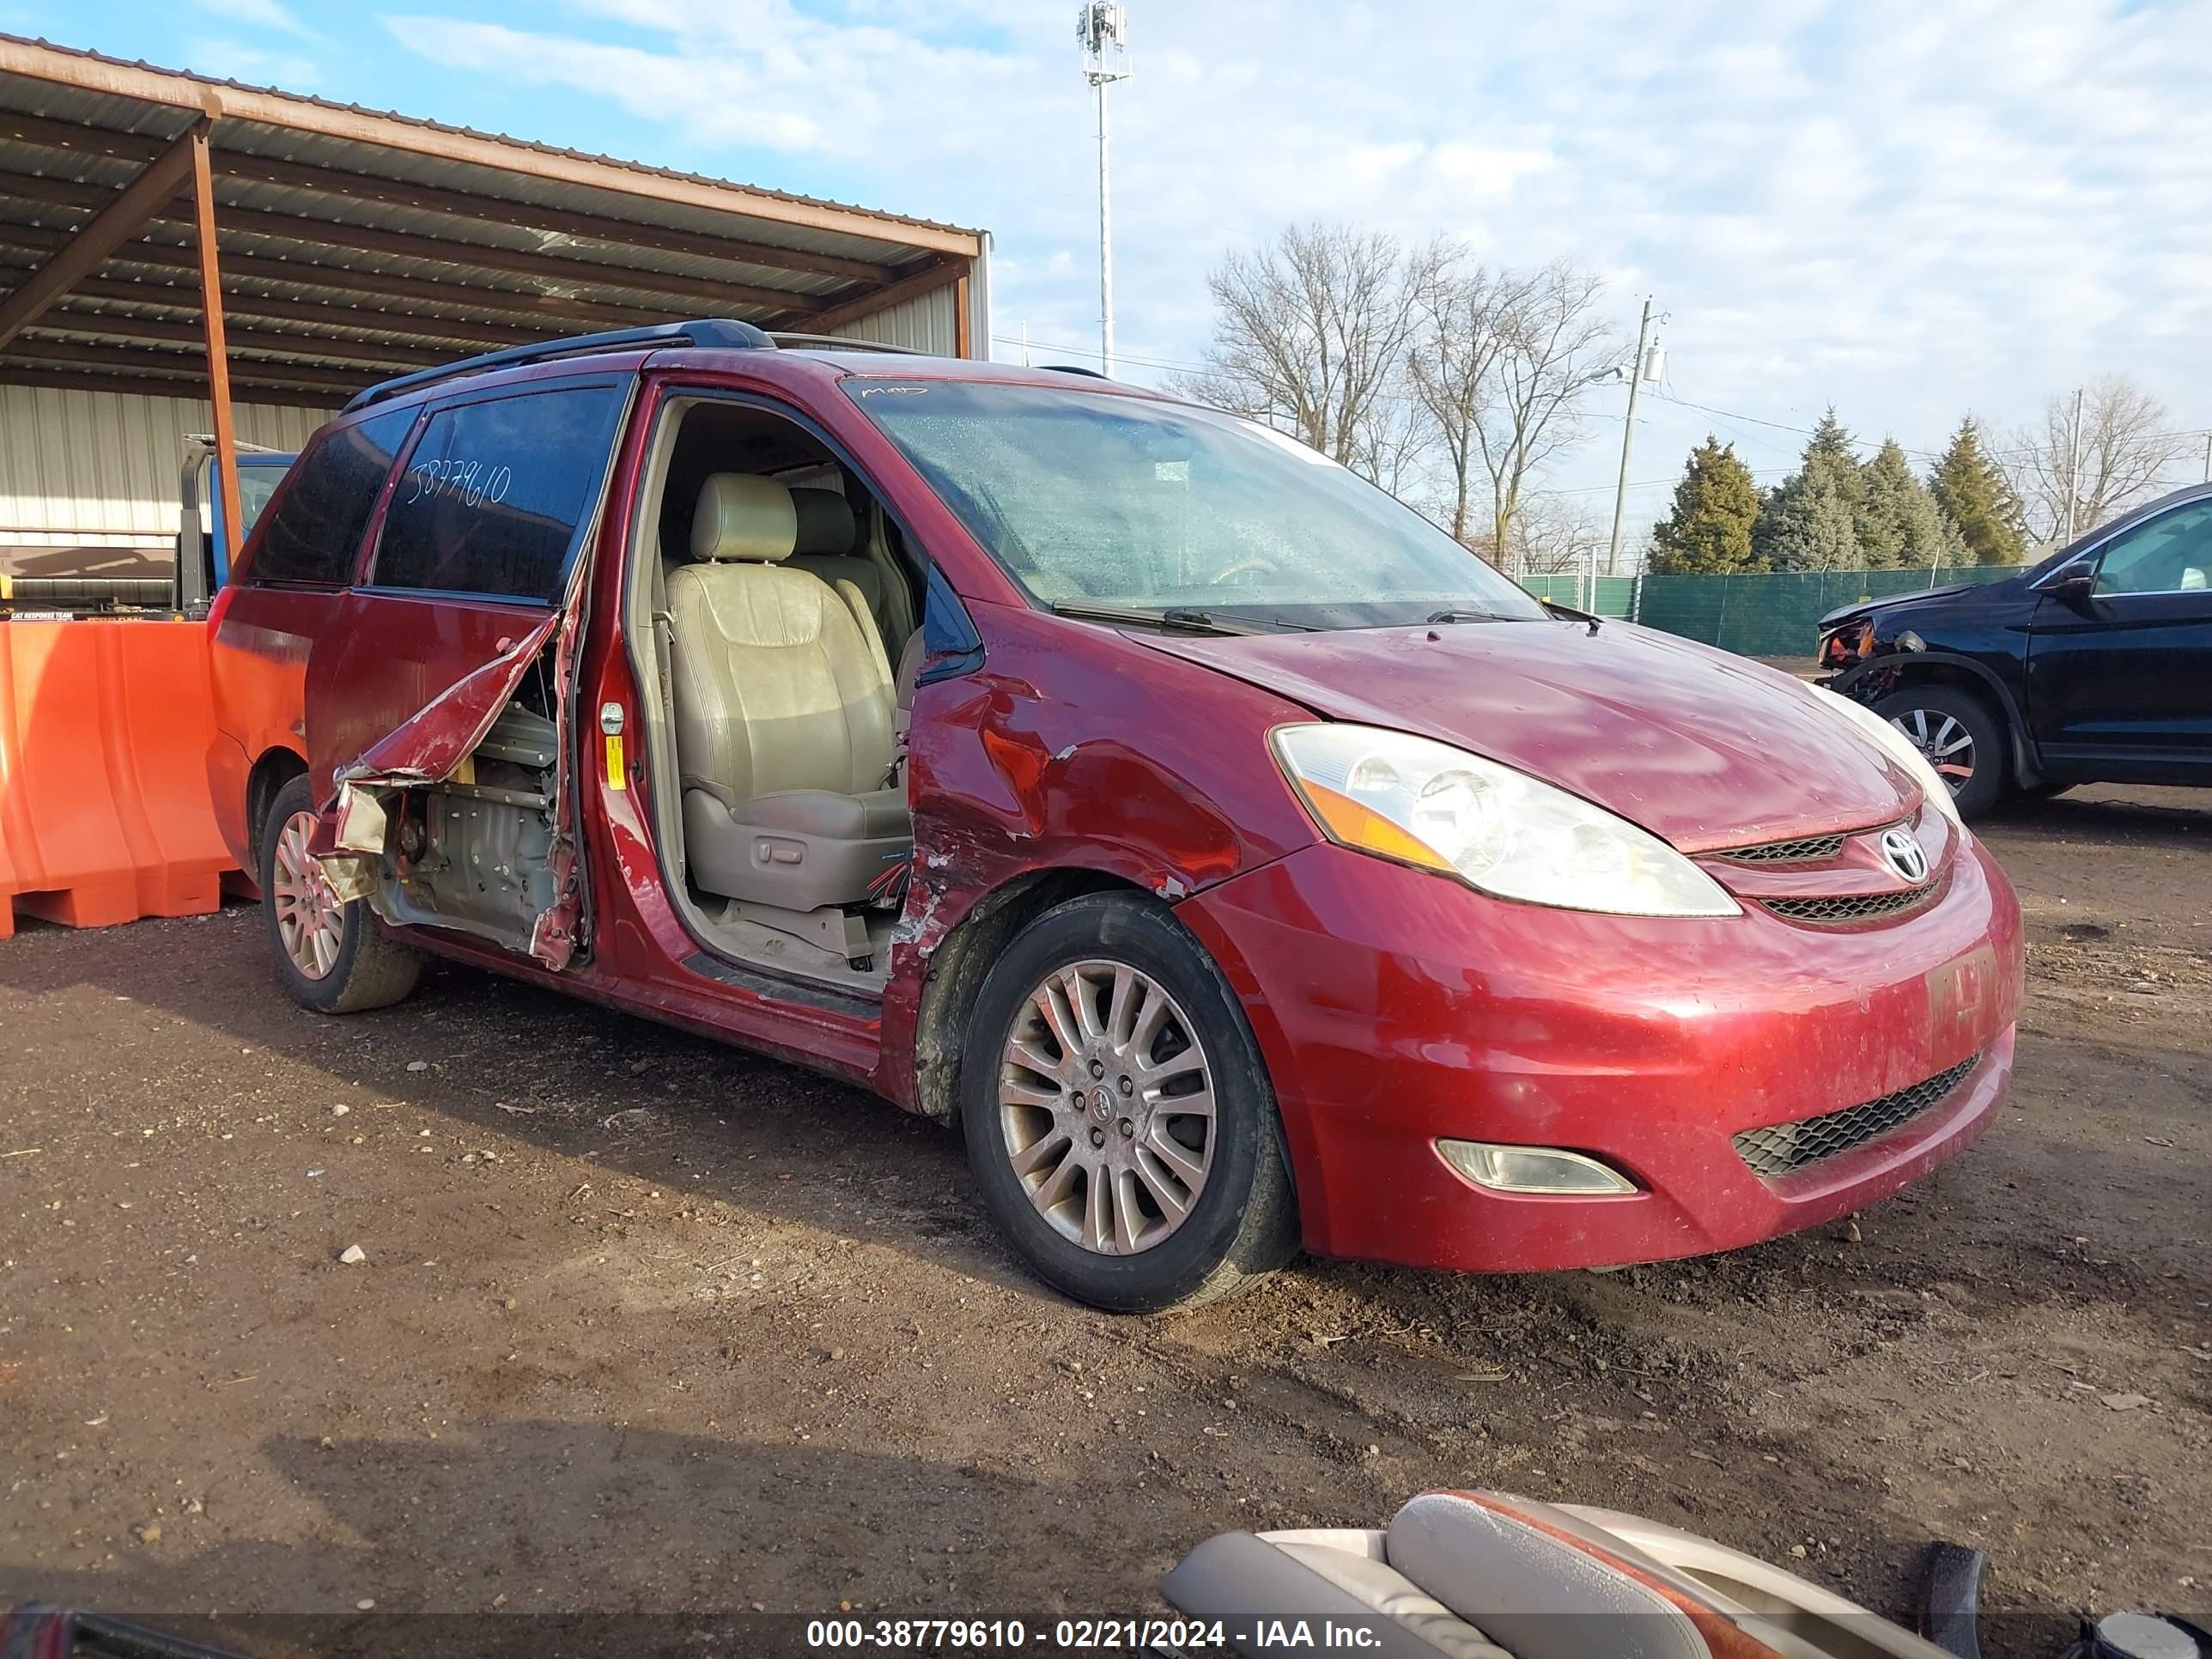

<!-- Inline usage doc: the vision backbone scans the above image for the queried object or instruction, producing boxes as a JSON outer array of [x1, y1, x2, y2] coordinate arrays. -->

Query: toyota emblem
[[1880, 827, 1929, 884]]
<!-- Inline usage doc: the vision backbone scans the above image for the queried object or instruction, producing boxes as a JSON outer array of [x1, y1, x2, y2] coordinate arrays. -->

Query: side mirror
[[2048, 568, 2097, 607]]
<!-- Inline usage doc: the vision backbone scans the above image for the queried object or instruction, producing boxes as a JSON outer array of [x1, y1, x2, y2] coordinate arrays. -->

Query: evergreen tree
[[1753, 409, 1868, 570], [1857, 439, 1965, 569], [1803, 407, 1865, 509], [1756, 468, 1861, 570], [1649, 435, 1764, 573], [1927, 416, 2028, 565]]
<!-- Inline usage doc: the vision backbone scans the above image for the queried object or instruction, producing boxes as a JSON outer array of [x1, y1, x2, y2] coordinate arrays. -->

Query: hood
[[1817, 578, 2021, 629], [1128, 619, 1918, 854]]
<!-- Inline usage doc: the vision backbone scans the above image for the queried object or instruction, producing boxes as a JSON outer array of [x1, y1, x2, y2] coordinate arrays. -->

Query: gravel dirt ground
[[3, 785, 2206, 1658]]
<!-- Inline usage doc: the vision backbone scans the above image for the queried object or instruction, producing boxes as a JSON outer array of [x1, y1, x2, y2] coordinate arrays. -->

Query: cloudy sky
[[9, 0, 2212, 536]]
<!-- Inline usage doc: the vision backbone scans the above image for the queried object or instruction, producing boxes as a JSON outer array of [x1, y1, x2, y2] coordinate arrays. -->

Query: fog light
[[1437, 1139, 1636, 1194]]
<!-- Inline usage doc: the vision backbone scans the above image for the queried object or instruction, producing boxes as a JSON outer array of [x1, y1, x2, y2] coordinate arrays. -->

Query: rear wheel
[[960, 892, 1298, 1313], [1873, 685, 2008, 819], [260, 775, 420, 1014]]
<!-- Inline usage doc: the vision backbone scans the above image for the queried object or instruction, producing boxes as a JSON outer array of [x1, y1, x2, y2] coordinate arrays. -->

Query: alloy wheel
[[271, 810, 343, 981], [1890, 706, 1975, 795], [997, 959, 1217, 1256]]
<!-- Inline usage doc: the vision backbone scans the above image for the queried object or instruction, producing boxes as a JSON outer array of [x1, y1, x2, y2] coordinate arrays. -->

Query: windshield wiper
[[1048, 602, 1316, 635], [1050, 601, 1250, 636], [1539, 598, 1603, 635], [1425, 608, 1510, 624]]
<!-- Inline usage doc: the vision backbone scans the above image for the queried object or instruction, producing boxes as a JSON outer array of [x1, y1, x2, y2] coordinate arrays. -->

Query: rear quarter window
[[244, 409, 415, 586], [368, 383, 627, 604]]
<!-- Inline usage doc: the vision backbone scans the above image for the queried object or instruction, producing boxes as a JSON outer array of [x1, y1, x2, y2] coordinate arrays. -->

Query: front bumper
[[1176, 838, 2024, 1273]]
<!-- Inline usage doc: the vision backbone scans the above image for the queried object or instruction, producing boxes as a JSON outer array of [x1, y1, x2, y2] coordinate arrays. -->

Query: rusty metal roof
[[0, 33, 982, 407]]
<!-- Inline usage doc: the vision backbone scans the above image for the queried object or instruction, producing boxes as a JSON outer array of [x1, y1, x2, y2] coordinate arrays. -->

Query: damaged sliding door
[[307, 380, 634, 969]]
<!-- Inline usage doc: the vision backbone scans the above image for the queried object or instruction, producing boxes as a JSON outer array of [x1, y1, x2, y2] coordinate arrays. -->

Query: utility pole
[[2201, 431, 2209, 483], [1077, 5, 1131, 377], [2063, 386, 2084, 544], [1607, 296, 1658, 576]]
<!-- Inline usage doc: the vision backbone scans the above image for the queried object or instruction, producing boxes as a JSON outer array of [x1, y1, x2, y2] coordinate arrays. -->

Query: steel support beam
[[189, 125, 245, 574], [805, 257, 968, 337], [0, 226, 696, 333], [0, 365, 338, 410], [0, 172, 837, 317], [21, 307, 447, 368], [17, 276, 551, 350], [3, 337, 370, 395], [0, 122, 203, 351]]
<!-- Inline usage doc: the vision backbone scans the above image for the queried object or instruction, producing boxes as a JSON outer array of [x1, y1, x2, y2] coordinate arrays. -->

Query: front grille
[[1733, 1054, 1983, 1178], [1715, 832, 1850, 865], [1759, 880, 1942, 926]]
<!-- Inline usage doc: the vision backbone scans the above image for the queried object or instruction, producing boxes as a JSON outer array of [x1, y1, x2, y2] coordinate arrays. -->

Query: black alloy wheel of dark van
[[259, 775, 422, 1015], [1873, 685, 2008, 819], [960, 891, 1299, 1313]]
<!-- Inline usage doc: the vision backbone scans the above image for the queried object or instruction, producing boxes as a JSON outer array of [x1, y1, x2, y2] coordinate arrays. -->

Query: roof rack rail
[[767, 332, 927, 355], [343, 319, 776, 414], [1042, 363, 1109, 379]]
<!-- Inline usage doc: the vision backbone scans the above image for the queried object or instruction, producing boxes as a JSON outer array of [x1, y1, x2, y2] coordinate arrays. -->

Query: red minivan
[[209, 322, 2024, 1312]]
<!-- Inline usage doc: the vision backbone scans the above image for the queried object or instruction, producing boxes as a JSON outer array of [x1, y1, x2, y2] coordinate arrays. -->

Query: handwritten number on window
[[404, 459, 513, 508]]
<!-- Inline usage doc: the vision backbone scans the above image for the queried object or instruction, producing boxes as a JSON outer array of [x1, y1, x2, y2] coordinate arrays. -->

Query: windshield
[[846, 379, 1546, 629], [237, 462, 290, 538]]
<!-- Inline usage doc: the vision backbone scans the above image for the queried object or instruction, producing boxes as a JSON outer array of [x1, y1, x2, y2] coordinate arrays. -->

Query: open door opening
[[623, 393, 928, 991]]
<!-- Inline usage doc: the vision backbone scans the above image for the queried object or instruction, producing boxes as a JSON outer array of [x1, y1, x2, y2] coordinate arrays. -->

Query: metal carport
[[0, 33, 989, 588]]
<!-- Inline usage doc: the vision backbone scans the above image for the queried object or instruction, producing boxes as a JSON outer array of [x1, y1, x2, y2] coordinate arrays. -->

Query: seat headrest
[[692, 474, 796, 562], [790, 487, 860, 556]]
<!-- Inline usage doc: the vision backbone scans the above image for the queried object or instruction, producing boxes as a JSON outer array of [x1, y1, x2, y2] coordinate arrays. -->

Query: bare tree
[[1407, 258, 1516, 544], [1172, 223, 1438, 482], [1347, 393, 1437, 501], [2009, 375, 2192, 543], [1502, 492, 1607, 576], [1465, 259, 1618, 556]]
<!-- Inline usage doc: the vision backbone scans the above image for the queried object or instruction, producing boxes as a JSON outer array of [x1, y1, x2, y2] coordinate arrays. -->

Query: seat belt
[[650, 553, 684, 884]]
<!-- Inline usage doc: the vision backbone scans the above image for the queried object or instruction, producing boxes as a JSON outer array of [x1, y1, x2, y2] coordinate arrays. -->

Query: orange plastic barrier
[[0, 619, 236, 939]]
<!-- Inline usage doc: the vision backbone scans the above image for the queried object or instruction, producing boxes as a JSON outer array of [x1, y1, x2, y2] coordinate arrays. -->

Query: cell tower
[[1077, 4, 1131, 376]]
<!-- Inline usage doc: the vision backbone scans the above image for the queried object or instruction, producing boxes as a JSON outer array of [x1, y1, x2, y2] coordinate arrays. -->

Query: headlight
[[1820, 617, 1875, 667], [1270, 724, 1739, 918], [1816, 689, 1966, 835]]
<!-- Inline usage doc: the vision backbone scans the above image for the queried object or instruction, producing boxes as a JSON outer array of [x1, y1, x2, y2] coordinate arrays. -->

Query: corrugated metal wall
[[827, 283, 959, 355], [1, 386, 331, 555]]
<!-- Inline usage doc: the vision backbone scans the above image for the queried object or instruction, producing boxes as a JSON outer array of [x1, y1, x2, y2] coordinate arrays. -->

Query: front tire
[[1873, 685, 2008, 819], [960, 892, 1298, 1313], [259, 775, 421, 1015]]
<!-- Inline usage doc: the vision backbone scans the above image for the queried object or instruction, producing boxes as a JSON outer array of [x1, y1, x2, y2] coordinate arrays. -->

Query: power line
[[991, 331, 1208, 375]]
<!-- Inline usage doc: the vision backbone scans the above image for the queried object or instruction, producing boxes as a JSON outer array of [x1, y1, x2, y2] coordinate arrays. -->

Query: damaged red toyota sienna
[[208, 322, 2024, 1312]]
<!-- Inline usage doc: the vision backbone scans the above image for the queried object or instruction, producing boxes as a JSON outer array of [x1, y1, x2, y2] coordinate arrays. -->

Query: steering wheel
[[1209, 556, 1281, 586]]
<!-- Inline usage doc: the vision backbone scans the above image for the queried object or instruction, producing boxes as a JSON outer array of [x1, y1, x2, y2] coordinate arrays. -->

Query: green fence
[[1519, 574, 1638, 618], [1628, 565, 2021, 658]]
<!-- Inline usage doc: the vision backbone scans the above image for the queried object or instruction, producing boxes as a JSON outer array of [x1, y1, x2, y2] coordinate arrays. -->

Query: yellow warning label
[[604, 732, 626, 791]]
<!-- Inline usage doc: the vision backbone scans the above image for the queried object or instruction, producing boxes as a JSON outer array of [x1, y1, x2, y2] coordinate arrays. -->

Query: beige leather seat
[[786, 486, 904, 653], [665, 474, 907, 916]]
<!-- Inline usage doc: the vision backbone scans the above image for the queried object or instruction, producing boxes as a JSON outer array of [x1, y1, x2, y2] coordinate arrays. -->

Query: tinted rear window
[[246, 410, 414, 586], [368, 385, 626, 604]]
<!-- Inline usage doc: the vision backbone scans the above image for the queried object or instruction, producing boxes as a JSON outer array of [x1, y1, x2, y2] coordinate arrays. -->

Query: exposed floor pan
[[689, 894, 897, 993]]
